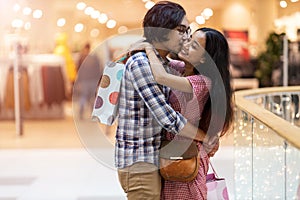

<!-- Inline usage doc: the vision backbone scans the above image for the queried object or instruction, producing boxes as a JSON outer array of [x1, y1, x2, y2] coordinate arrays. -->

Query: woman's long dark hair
[[195, 27, 234, 137]]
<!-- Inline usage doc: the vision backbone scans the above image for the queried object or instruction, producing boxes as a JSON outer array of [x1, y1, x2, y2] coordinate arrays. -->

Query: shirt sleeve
[[127, 53, 187, 134]]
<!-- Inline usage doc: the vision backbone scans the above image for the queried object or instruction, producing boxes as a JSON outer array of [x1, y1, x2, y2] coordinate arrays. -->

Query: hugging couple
[[115, 1, 234, 199]]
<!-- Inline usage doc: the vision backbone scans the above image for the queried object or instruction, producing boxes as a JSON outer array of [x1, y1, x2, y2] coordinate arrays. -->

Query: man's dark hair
[[143, 1, 186, 43]]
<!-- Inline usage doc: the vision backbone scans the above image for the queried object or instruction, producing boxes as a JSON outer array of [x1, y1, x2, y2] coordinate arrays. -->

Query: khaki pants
[[117, 162, 161, 200]]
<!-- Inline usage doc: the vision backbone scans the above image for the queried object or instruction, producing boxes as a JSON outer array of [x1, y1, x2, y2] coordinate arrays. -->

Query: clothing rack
[[0, 53, 68, 135]]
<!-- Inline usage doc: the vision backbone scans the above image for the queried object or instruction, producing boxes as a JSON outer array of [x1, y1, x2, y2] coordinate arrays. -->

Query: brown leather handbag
[[159, 140, 199, 182]]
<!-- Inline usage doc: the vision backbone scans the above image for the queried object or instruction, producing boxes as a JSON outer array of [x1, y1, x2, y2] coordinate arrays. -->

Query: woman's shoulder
[[187, 75, 212, 91]]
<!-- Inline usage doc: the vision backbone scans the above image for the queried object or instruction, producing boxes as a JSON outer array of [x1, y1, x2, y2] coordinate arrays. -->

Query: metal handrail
[[234, 86, 300, 149]]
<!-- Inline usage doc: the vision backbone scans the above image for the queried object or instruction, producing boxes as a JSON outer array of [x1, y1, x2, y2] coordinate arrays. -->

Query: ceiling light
[[76, 2, 86, 10], [24, 22, 31, 30], [32, 9, 43, 19], [106, 19, 116, 29], [11, 19, 24, 28], [90, 28, 100, 37], [23, 7, 32, 15], [203, 8, 213, 17], [196, 16, 205, 25], [74, 23, 84, 32], [145, 1, 155, 9], [84, 6, 94, 15], [280, 0, 288, 8], [91, 10, 100, 19], [98, 13, 108, 24], [13, 4, 21, 12], [57, 18, 66, 27]]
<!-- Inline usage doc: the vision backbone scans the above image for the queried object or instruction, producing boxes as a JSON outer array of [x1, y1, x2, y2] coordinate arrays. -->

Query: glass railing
[[234, 86, 300, 200]]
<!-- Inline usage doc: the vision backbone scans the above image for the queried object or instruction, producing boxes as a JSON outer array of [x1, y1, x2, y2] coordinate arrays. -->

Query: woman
[[146, 27, 234, 199]]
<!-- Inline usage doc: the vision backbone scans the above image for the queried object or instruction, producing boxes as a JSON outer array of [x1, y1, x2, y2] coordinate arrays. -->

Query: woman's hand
[[129, 41, 193, 93], [145, 46, 169, 82], [146, 47, 193, 93]]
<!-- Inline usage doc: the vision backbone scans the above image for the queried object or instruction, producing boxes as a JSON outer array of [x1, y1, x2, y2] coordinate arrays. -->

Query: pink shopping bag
[[206, 162, 229, 200]]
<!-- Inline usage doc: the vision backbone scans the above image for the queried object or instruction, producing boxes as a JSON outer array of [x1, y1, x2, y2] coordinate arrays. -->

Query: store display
[[0, 54, 67, 119]]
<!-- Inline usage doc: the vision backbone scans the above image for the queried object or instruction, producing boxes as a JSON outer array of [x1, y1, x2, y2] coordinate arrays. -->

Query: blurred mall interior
[[0, 0, 300, 199]]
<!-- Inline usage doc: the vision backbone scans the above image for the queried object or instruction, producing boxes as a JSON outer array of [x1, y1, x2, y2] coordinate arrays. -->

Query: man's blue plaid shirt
[[115, 52, 187, 169]]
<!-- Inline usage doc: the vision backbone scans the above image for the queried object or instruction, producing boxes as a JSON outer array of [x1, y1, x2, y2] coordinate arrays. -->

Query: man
[[115, 1, 208, 199]]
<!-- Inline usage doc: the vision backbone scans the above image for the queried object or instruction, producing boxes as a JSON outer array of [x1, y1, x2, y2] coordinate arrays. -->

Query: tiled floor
[[0, 148, 126, 200], [0, 103, 235, 200]]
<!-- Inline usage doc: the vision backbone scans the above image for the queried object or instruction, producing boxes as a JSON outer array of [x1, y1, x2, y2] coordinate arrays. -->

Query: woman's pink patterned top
[[161, 60, 212, 200]]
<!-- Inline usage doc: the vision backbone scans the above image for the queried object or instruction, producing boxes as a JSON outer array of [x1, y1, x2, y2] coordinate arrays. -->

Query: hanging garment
[[41, 66, 66, 106], [4, 67, 31, 111]]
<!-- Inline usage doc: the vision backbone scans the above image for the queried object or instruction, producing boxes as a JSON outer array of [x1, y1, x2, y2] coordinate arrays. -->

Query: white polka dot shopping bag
[[92, 56, 126, 126], [206, 162, 229, 200]]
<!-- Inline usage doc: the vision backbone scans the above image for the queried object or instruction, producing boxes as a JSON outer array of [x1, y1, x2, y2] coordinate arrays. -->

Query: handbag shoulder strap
[[209, 160, 219, 178]]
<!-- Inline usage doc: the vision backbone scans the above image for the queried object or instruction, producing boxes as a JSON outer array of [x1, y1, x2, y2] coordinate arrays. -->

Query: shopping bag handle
[[209, 160, 219, 178]]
